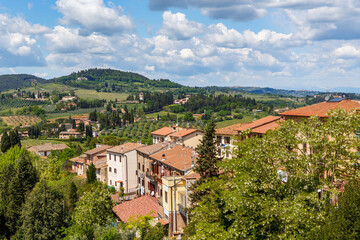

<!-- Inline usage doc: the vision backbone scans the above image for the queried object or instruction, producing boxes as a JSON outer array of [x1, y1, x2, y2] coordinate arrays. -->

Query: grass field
[[21, 139, 70, 149], [145, 110, 184, 119], [2, 115, 42, 126], [46, 107, 105, 119], [75, 89, 128, 101]]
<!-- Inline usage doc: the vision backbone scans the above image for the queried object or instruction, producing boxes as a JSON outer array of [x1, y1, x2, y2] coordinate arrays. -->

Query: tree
[[186, 110, 360, 239], [20, 181, 68, 240], [69, 182, 78, 210], [86, 163, 97, 183], [68, 185, 113, 239], [89, 110, 97, 122], [9, 129, 21, 148], [315, 180, 360, 239], [1, 132, 11, 153], [5, 152, 38, 236], [194, 119, 222, 181], [86, 125, 93, 138], [183, 112, 195, 121], [0, 164, 15, 239]]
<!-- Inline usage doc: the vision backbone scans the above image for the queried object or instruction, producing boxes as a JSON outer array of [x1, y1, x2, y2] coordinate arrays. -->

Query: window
[[114, 155, 116, 162], [217, 136, 222, 143], [114, 168, 117, 174], [119, 156, 121, 162], [115, 181, 117, 186], [138, 177, 140, 184], [142, 165, 144, 172], [165, 190, 168, 203], [109, 154, 111, 160], [110, 180, 112, 185], [226, 151, 230, 158], [109, 167, 112, 172], [138, 163, 140, 170], [225, 137, 230, 144]]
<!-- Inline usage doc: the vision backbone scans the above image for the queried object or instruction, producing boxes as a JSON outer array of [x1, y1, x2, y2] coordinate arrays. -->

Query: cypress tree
[[86, 163, 97, 184], [0, 164, 15, 239], [1, 132, 11, 153], [6, 152, 38, 235], [69, 182, 78, 210], [193, 119, 222, 180]]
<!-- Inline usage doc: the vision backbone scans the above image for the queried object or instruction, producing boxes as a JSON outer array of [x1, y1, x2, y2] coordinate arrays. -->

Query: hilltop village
[[10, 97, 357, 238]]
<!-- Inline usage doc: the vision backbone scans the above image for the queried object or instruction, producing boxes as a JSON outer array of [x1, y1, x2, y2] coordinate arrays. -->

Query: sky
[[1, 0, 360, 90]]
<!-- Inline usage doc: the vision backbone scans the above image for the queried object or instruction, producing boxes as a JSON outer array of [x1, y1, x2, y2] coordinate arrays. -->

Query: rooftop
[[151, 127, 173, 136], [108, 142, 144, 154], [150, 145, 196, 171], [137, 142, 169, 155], [251, 120, 281, 134], [280, 99, 360, 118], [85, 144, 112, 155], [215, 123, 245, 136], [112, 195, 157, 222], [28, 143, 69, 152], [170, 128, 201, 138], [235, 116, 280, 132]]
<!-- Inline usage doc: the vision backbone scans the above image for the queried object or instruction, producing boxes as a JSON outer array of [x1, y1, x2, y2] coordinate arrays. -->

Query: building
[[59, 130, 82, 139], [215, 122, 244, 159], [69, 144, 112, 181], [137, 142, 169, 195], [139, 92, 144, 101], [28, 143, 69, 157], [235, 116, 281, 136], [107, 142, 144, 193], [113, 195, 157, 223], [169, 128, 203, 148], [149, 145, 196, 198], [159, 171, 200, 237], [62, 96, 77, 102], [151, 127, 174, 144], [280, 98, 360, 121]]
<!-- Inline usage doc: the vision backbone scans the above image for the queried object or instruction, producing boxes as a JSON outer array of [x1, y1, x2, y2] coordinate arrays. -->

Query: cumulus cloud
[[333, 45, 360, 59], [201, 5, 266, 22], [56, 0, 135, 34], [0, 14, 47, 67], [158, 11, 204, 40]]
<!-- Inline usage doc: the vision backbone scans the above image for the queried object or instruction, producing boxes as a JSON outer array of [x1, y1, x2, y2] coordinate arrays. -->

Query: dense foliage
[[187, 110, 360, 239]]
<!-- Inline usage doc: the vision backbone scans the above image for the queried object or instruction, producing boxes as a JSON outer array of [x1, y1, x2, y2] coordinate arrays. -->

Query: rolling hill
[[0, 74, 46, 91]]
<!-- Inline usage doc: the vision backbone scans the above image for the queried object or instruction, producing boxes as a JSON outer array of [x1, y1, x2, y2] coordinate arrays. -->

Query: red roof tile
[[150, 145, 196, 171], [280, 99, 360, 118], [108, 142, 144, 154], [235, 116, 280, 131], [252, 120, 281, 134], [215, 123, 246, 136], [85, 145, 112, 155], [151, 127, 174, 136], [170, 128, 201, 138], [112, 195, 157, 222], [137, 142, 169, 155]]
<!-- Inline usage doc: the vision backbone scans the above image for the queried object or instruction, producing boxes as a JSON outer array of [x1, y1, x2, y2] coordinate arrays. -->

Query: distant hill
[[231, 86, 321, 97], [0, 74, 46, 92], [50, 68, 183, 92]]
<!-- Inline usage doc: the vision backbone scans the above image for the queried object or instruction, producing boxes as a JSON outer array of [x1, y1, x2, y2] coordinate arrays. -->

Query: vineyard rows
[[100, 119, 205, 143], [2, 115, 42, 126], [0, 99, 49, 110]]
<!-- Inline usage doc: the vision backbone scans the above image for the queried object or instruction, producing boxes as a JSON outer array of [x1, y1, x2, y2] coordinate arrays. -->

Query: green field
[[45, 107, 105, 119], [74, 89, 128, 101], [145, 110, 184, 119], [22, 139, 70, 149]]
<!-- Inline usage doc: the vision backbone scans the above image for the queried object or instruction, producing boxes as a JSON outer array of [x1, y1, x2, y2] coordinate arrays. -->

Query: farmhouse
[[28, 143, 69, 157]]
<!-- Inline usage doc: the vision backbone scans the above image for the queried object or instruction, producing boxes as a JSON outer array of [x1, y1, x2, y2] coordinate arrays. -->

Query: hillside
[[50, 68, 183, 92], [231, 86, 321, 97], [0, 74, 46, 91]]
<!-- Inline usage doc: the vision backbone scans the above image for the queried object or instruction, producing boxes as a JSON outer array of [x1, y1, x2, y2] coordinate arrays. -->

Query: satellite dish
[[325, 95, 330, 101]]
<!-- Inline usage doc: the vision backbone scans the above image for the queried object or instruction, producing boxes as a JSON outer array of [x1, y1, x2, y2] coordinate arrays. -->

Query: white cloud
[[56, 0, 135, 34], [333, 45, 360, 59], [158, 11, 204, 40], [145, 65, 155, 71]]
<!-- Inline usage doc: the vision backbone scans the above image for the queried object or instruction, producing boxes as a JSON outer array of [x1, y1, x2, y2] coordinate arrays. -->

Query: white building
[[107, 142, 143, 193]]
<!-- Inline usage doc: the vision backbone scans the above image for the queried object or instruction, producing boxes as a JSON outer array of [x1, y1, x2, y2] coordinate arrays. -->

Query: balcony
[[178, 204, 187, 217]]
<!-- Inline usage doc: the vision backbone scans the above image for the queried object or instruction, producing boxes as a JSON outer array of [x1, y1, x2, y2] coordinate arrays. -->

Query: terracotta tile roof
[[151, 127, 174, 136], [182, 172, 200, 181], [28, 143, 69, 153], [280, 99, 360, 118], [215, 123, 247, 136], [170, 128, 201, 138], [252, 120, 281, 134], [59, 131, 82, 135], [235, 116, 280, 131], [137, 142, 169, 155], [112, 195, 157, 222], [69, 156, 86, 163], [150, 145, 196, 171], [85, 145, 112, 155], [108, 142, 144, 154]]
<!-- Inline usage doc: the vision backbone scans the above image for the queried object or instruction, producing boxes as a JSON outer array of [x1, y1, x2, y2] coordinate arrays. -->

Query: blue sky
[[1, 0, 360, 90]]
